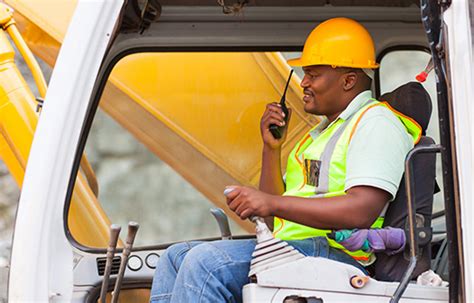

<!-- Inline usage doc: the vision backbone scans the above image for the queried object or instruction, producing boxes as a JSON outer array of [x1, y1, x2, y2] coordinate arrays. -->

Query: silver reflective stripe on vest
[[313, 117, 354, 195]]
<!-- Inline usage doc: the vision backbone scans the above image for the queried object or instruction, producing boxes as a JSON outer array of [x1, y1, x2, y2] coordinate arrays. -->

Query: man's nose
[[300, 75, 310, 88]]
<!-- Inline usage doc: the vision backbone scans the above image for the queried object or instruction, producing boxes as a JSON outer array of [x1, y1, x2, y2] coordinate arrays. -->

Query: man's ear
[[342, 72, 357, 91]]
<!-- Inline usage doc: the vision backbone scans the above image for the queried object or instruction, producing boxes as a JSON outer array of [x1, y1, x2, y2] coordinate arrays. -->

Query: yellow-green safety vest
[[273, 99, 422, 264]]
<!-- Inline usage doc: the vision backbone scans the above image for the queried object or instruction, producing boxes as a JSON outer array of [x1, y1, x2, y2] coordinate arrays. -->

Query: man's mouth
[[303, 89, 313, 103]]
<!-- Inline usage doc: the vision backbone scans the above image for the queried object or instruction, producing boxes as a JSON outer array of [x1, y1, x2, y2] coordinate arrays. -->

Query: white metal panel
[[8, 0, 124, 301], [244, 283, 447, 303], [443, 0, 474, 300], [250, 257, 448, 301]]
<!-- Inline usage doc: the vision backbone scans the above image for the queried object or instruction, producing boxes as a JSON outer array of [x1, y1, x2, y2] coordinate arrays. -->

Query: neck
[[326, 112, 341, 123], [325, 89, 367, 122]]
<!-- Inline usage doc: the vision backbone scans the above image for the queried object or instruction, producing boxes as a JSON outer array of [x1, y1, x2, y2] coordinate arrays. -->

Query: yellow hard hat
[[287, 17, 379, 69]]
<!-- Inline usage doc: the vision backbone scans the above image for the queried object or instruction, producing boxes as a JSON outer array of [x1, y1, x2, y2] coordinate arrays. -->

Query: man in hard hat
[[150, 18, 420, 303]]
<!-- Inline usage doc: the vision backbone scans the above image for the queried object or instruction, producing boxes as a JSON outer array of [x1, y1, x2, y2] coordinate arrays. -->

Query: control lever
[[111, 222, 139, 303], [99, 224, 121, 303], [210, 208, 232, 240], [223, 187, 272, 241], [249, 215, 273, 243], [223, 187, 304, 278]]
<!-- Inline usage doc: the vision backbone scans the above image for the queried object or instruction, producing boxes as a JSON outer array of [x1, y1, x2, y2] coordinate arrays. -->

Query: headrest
[[380, 82, 432, 135]]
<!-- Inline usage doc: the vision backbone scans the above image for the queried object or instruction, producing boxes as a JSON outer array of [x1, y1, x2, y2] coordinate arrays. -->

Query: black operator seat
[[373, 82, 437, 282]]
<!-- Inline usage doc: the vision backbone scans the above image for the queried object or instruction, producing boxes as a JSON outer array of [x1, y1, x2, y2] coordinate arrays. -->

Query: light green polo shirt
[[308, 90, 414, 200]]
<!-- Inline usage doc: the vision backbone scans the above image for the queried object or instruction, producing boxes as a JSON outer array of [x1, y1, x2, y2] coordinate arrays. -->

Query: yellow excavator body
[[0, 4, 112, 247], [0, 0, 315, 247]]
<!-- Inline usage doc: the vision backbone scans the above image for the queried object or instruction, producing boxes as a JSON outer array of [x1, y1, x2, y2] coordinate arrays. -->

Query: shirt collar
[[338, 90, 373, 121]]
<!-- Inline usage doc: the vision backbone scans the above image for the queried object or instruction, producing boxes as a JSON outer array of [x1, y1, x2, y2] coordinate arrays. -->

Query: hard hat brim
[[286, 57, 306, 67], [287, 57, 379, 69]]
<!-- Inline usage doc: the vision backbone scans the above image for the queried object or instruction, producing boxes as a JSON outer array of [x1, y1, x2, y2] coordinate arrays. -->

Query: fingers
[[224, 186, 240, 200], [225, 187, 266, 220], [225, 186, 251, 219], [262, 107, 286, 129], [227, 191, 244, 215], [260, 102, 291, 149], [228, 195, 251, 220], [264, 103, 286, 118], [265, 114, 286, 127], [235, 201, 252, 220], [239, 209, 252, 220]]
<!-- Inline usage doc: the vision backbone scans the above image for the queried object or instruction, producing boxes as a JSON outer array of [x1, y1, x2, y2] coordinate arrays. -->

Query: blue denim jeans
[[149, 237, 366, 303]]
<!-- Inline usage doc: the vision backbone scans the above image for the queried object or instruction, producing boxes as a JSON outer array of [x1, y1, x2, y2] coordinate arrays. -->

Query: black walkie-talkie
[[269, 70, 293, 139]]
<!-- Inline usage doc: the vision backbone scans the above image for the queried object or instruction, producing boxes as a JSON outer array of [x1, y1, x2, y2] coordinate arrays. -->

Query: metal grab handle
[[100, 225, 121, 303], [390, 144, 442, 303], [111, 222, 139, 303], [210, 208, 233, 240]]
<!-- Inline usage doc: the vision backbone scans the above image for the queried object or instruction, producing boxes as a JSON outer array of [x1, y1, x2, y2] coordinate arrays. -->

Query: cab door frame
[[8, 0, 125, 301]]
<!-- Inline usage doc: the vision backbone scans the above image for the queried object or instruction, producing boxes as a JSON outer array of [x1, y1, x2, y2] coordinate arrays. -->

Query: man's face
[[300, 65, 346, 118]]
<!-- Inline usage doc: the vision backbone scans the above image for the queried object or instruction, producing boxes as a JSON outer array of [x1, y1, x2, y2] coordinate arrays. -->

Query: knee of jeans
[[161, 242, 192, 266], [180, 242, 231, 273]]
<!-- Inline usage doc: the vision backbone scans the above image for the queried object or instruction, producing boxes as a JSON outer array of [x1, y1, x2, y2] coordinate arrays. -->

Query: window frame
[[64, 22, 432, 254], [374, 45, 431, 98], [64, 47, 302, 254]]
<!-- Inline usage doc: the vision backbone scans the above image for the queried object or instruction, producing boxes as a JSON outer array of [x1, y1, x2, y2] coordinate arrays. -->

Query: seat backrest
[[373, 82, 437, 281]]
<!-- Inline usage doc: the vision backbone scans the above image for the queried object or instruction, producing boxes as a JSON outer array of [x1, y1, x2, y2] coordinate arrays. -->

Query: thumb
[[287, 107, 292, 123], [281, 108, 292, 139]]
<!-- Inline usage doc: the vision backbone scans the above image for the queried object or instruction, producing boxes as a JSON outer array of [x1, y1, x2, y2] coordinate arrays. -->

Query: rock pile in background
[[85, 110, 246, 247]]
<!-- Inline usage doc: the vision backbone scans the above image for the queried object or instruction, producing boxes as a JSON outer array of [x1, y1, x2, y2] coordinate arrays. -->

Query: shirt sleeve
[[345, 108, 414, 200]]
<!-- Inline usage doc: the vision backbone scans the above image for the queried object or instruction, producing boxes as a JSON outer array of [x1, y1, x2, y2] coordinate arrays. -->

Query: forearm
[[257, 102, 290, 229], [259, 146, 285, 195], [259, 146, 285, 229], [271, 188, 388, 230]]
